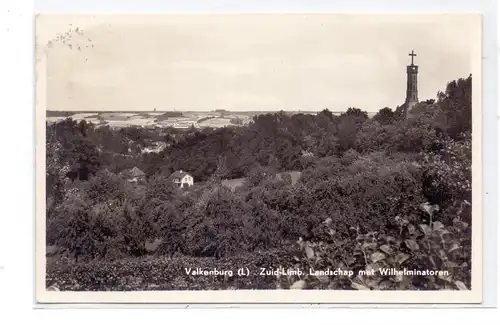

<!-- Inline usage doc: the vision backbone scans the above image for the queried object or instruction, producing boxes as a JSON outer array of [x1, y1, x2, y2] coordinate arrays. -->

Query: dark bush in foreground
[[46, 248, 296, 291], [288, 204, 471, 291], [46, 204, 471, 291]]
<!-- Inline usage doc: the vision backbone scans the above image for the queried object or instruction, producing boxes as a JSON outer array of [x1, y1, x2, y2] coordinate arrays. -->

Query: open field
[[46, 110, 376, 129], [46, 111, 254, 129]]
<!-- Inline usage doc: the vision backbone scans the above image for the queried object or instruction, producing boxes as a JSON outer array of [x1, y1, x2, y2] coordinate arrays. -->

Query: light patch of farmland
[[156, 117, 198, 128], [105, 117, 155, 128], [199, 118, 233, 128], [104, 120, 132, 128], [127, 117, 154, 126], [71, 113, 98, 120], [46, 116, 67, 123], [99, 112, 139, 120], [84, 118, 102, 124]]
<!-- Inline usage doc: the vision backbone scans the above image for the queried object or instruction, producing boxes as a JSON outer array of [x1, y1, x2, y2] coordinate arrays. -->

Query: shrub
[[394, 118, 438, 153], [183, 186, 254, 258], [305, 154, 425, 237], [287, 203, 471, 290], [341, 148, 360, 166], [355, 121, 398, 153], [48, 196, 118, 261], [46, 249, 296, 291], [421, 132, 472, 225], [434, 75, 472, 139], [373, 107, 395, 125]]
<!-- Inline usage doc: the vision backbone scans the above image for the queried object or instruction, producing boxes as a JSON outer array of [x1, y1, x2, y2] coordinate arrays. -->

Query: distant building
[[167, 170, 194, 188], [122, 167, 146, 183], [404, 50, 419, 119], [141, 141, 167, 154]]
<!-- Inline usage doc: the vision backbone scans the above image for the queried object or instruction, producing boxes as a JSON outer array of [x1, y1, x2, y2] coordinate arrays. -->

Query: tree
[[184, 187, 252, 258], [336, 115, 358, 153], [435, 75, 472, 138], [47, 118, 101, 181], [355, 119, 398, 153], [421, 131, 471, 210], [393, 104, 406, 121], [318, 109, 334, 121], [342, 107, 369, 129], [245, 164, 276, 187], [49, 197, 116, 261], [118, 200, 149, 256], [373, 107, 395, 125]]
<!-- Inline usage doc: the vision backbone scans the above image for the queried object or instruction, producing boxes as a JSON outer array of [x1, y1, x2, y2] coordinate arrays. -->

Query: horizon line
[[45, 108, 384, 113]]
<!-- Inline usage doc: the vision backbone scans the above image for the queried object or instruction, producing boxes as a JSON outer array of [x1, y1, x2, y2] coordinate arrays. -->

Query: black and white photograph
[[35, 13, 482, 303]]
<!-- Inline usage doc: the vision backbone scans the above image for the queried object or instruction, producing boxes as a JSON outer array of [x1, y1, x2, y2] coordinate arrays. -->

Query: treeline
[[154, 111, 184, 121], [46, 111, 74, 118]]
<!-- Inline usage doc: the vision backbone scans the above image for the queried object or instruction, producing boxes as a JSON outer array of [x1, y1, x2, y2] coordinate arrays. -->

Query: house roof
[[102, 168, 116, 176], [167, 170, 191, 180], [128, 167, 145, 177]]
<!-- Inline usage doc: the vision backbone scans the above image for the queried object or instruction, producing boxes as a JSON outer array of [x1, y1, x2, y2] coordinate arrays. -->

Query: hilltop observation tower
[[404, 50, 419, 118]]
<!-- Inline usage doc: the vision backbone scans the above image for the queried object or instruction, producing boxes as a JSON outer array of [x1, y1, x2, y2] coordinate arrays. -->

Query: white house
[[168, 170, 194, 188]]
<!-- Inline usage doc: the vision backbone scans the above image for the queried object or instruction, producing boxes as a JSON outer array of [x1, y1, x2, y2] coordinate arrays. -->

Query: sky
[[36, 14, 480, 112]]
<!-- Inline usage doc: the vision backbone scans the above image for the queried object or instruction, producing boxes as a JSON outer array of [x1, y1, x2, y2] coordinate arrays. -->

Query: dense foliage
[[46, 75, 473, 291]]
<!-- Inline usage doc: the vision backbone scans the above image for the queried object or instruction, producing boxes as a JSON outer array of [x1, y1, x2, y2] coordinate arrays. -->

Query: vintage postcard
[[35, 13, 482, 304]]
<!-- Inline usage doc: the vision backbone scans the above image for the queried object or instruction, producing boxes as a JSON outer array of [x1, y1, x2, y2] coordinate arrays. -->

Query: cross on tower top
[[409, 50, 417, 65]]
